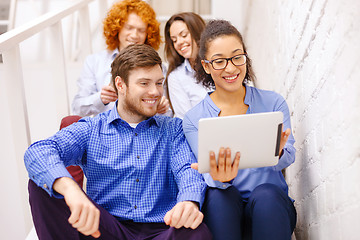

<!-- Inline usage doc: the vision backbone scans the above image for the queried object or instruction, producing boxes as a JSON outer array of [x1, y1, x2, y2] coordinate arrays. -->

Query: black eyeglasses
[[204, 54, 247, 70]]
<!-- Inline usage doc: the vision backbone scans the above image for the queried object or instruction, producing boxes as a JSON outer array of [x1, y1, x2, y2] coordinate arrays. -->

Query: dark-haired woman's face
[[201, 35, 246, 93], [169, 20, 197, 61]]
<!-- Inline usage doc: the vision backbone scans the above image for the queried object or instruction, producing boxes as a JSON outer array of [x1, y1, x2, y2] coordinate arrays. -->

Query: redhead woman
[[183, 20, 297, 240]]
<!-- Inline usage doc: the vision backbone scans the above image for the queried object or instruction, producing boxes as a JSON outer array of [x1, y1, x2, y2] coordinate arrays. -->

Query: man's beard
[[123, 91, 157, 120]]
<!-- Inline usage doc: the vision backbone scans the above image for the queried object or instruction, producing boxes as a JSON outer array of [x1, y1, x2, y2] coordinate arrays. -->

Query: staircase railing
[[0, 0, 106, 238]]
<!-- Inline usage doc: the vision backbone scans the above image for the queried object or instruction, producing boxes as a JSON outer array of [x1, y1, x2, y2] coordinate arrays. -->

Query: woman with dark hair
[[183, 19, 297, 240], [164, 12, 210, 119]]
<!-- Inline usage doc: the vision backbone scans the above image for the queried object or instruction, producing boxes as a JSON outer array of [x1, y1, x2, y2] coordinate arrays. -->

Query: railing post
[[78, 4, 92, 60], [7, 0, 18, 30], [98, 0, 109, 21], [0, 45, 32, 237], [48, 22, 70, 122], [1, 45, 31, 146]]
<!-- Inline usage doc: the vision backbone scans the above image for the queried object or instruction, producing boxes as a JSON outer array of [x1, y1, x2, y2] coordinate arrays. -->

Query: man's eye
[[140, 82, 147, 86]]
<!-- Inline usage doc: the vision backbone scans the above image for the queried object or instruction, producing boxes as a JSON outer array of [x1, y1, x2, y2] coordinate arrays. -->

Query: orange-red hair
[[103, 0, 161, 50]]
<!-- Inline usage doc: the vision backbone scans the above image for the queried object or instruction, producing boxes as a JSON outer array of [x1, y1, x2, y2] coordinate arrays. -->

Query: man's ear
[[201, 60, 211, 74], [115, 76, 125, 94]]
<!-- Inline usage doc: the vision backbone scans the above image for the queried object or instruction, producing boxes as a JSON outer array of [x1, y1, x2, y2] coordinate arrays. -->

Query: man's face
[[119, 65, 164, 122], [118, 12, 148, 51]]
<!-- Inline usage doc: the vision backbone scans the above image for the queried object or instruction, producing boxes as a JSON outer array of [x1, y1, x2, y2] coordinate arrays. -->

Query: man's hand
[[157, 96, 170, 114], [100, 85, 117, 105], [53, 177, 101, 238], [164, 201, 203, 229]]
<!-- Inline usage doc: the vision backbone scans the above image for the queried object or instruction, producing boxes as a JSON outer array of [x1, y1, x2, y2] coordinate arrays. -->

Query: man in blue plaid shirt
[[25, 44, 211, 240]]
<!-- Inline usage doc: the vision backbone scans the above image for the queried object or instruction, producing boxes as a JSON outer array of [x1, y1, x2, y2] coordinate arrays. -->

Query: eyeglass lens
[[212, 55, 246, 70]]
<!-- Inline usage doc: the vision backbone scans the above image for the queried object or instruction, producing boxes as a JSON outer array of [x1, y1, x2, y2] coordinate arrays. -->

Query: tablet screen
[[197, 112, 283, 173]]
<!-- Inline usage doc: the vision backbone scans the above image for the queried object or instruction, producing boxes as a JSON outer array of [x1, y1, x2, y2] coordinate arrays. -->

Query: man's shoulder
[[154, 115, 182, 127], [78, 110, 111, 126], [152, 116, 184, 135]]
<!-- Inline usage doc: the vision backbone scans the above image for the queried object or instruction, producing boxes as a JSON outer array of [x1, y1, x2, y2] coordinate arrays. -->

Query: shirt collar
[[204, 93, 221, 115], [184, 59, 194, 73], [107, 101, 160, 127], [111, 48, 120, 60], [107, 101, 121, 125], [244, 84, 251, 105]]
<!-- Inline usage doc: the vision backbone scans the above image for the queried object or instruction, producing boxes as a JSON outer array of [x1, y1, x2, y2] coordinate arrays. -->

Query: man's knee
[[193, 223, 213, 240], [176, 223, 213, 240]]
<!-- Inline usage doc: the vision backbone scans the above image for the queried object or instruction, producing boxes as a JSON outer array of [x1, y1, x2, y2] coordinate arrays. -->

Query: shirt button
[[134, 205, 137, 209], [136, 179, 139, 182], [135, 133, 138, 136], [43, 184, 48, 189], [137, 155, 140, 159], [222, 184, 227, 188]]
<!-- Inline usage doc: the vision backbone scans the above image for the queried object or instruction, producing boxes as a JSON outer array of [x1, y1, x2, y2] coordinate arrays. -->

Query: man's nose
[[148, 84, 161, 96]]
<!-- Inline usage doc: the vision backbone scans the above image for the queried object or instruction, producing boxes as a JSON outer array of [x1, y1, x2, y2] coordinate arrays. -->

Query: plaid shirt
[[25, 104, 206, 222]]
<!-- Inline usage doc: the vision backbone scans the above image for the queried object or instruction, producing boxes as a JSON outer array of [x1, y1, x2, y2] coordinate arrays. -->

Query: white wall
[[211, 0, 248, 33], [214, 0, 360, 239]]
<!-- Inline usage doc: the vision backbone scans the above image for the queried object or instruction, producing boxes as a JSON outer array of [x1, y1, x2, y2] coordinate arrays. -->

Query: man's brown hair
[[111, 44, 162, 94]]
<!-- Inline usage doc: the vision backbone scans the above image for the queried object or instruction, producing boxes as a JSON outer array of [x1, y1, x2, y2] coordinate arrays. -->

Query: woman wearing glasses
[[183, 20, 297, 240], [164, 12, 211, 119]]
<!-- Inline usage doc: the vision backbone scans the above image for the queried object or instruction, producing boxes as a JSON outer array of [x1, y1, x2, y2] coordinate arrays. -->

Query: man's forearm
[[53, 177, 81, 196]]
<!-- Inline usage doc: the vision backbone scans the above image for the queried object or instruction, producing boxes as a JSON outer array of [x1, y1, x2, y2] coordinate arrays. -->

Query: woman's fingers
[[209, 148, 240, 182], [232, 152, 240, 169], [225, 148, 232, 171], [217, 147, 225, 171]]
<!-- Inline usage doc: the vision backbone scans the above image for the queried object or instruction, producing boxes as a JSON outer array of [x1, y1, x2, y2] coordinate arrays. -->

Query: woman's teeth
[[224, 75, 237, 80], [181, 46, 188, 51]]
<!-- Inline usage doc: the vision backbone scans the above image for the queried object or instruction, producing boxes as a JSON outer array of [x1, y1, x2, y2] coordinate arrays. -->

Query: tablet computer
[[197, 111, 283, 173]]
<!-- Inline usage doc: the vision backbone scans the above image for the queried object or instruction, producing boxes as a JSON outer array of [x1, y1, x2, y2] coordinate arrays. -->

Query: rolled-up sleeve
[[24, 119, 91, 197]]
